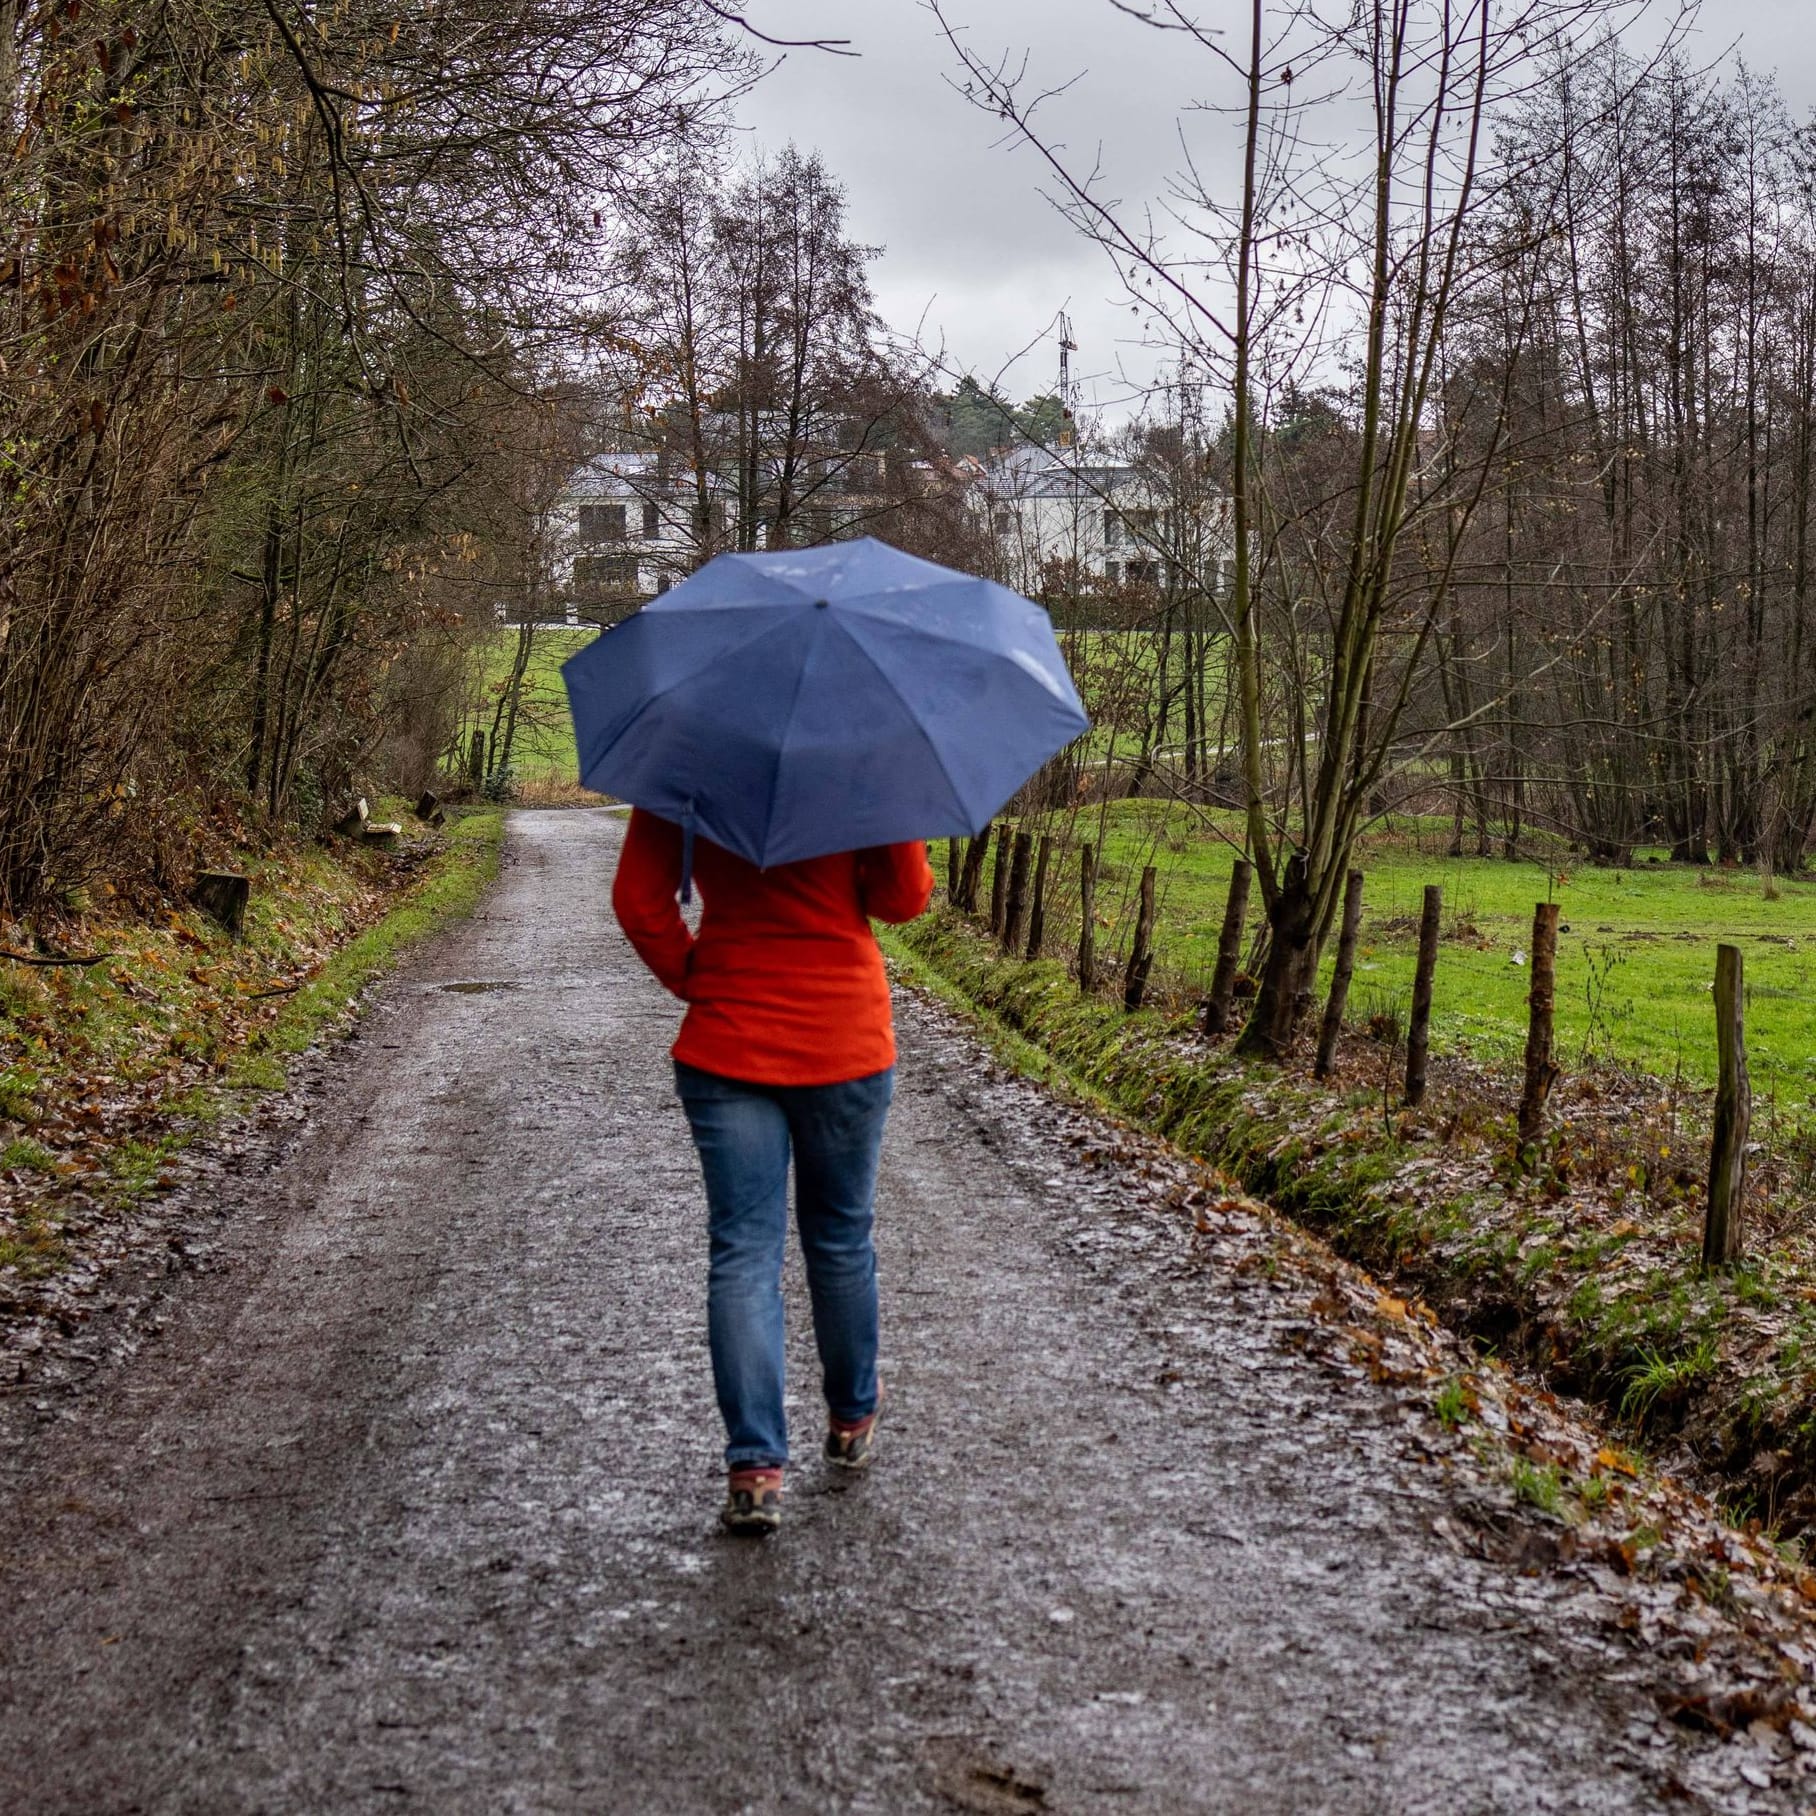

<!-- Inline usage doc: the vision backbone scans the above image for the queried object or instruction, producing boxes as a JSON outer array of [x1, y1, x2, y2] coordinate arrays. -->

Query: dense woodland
[[0, 0, 739, 913]]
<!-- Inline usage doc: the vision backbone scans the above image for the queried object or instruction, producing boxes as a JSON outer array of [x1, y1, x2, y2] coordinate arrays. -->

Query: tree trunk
[[1313, 869, 1365, 1081], [988, 824, 1010, 937], [1235, 854, 1317, 1060]]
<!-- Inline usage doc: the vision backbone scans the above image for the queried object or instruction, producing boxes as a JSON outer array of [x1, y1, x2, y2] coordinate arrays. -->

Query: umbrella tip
[[815, 598, 829, 609]]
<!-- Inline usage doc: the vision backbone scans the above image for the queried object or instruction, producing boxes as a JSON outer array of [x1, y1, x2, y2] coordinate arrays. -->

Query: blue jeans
[[674, 1062, 895, 1469]]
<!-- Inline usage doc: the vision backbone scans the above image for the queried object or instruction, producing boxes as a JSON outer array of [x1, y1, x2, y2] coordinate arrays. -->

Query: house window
[[642, 499, 660, 538], [1126, 558, 1160, 587], [992, 508, 1015, 538], [1103, 560, 1120, 584], [578, 502, 627, 542], [574, 554, 640, 591], [1103, 510, 1122, 547], [844, 452, 885, 491]]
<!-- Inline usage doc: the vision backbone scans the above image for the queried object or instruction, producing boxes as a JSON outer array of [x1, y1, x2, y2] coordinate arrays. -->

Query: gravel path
[[0, 809, 1773, 1813]]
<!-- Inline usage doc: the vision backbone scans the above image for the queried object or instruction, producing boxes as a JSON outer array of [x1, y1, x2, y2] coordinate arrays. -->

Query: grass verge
[[227, 806, 504, 1090], [1, 806, 504, 1289]]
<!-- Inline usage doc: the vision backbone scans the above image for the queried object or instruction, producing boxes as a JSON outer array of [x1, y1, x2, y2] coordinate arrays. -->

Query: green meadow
[[473, 626, 596, 785], [1085, 800, 1816, 1104]]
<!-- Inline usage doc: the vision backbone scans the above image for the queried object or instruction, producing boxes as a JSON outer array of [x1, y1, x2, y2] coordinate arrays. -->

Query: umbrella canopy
[[562, 538, 1089, 873]]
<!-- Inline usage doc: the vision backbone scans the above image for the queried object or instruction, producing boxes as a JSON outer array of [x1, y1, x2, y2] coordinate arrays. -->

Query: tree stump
[[1403, 884, 1442, 1106], [1313, 869, 1365, 1080], [1202, 859, 1253, 1037], [1703, 942, 1750, 1269], [192, 871, 250, 936], [1516, 901, 1561, 1148]]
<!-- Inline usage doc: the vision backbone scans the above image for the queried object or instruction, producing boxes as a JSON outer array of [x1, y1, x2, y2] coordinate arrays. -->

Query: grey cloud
[[733, 0, 1816, 415]]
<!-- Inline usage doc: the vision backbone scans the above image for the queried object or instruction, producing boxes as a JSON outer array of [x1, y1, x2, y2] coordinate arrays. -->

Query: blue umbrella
[[562, 538, 1088, 894]]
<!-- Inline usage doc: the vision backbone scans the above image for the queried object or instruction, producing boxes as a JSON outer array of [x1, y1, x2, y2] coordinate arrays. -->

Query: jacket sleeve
[[612, 808, 694, 997], [857, 840, 936, 925]]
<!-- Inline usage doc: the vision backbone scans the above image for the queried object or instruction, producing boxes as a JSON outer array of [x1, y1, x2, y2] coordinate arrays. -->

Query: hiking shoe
[[825, 1387, 885, 1471], [721, 1466, 783, 1536]]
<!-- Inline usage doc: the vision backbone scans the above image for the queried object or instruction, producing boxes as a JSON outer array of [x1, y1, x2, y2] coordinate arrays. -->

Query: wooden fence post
[[1202, 858, 1253, 1037], [1078, 843, 1098, 993], [1026, 834, 1053, 959], [1403, 884, 1442, 1106], [1703, 942, 1750, 1268], [1313, 869, 1365, 1081], [946, 837, 961, 901], [988, 824, 1011, 936], [467, 728, 485, 791], [1123, 865, 1157, 1012], [1002, 831, 1033, 953], [958, 831, 989, 914], [1516, 901, 1561, 1148]]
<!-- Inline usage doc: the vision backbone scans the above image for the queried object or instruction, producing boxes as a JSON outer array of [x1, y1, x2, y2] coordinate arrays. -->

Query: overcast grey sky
[[733, 0, 1816, 416]]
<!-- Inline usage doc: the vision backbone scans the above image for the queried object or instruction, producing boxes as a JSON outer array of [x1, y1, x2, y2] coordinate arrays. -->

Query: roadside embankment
[[0, 806, 504, 1312], [887, 906, 1816, 1540]]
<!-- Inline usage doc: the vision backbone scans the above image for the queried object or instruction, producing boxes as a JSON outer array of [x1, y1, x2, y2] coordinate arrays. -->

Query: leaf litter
[[898, 969, 1816, 1813]]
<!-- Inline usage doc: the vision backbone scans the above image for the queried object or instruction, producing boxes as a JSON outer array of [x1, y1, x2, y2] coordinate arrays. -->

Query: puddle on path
[[437, 980, 519, 995]]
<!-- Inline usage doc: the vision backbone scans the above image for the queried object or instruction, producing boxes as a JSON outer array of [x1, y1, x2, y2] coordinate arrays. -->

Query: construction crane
[[1056, 312, 1078, 447]]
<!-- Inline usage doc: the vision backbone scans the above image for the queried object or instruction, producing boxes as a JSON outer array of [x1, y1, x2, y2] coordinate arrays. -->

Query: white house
[[550, 450, 729, 621], [548, 436, 896, 622], [975, 442, 1232, 599]]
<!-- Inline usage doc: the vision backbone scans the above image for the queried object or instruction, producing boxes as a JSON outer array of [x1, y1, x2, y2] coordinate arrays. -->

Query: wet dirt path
[[0, 809, 1782, 1813]]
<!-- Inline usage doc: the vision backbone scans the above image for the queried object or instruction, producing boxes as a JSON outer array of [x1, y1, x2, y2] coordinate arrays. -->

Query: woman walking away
[[612, 806, 935, 1536]]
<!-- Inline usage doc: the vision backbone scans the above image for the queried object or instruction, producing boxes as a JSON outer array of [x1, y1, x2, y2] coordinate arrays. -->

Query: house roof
[[564, 451, 729, 500], [980, 443, 1134, 501]]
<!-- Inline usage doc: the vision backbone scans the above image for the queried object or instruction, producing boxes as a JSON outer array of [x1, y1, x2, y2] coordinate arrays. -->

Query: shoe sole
[[720, 1511, 781, 1536]]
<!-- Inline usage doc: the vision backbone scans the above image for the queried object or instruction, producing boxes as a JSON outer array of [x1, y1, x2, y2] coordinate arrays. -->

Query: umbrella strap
[[679, 802, 696, 907]]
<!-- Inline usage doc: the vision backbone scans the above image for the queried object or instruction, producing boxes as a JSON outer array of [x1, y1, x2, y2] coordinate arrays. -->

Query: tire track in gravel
[[0, 808, 1789, 1814]]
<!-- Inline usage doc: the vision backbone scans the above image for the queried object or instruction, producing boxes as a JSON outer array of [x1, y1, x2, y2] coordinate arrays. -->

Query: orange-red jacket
[[611, 807, 935, 1086]]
